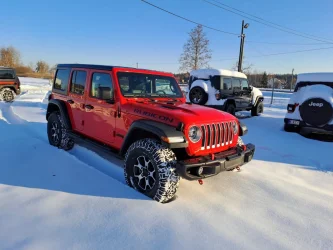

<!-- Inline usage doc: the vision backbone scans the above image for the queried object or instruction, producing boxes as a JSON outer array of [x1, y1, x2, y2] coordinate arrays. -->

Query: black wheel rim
[[3, 90, 13, 102], [51, 121, 60, 144], [258, 104, 263, 113], [133, 155, 156, 191], [190, 88, 203, 103]]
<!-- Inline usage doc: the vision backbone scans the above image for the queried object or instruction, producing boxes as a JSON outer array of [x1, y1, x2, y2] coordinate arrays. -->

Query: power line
[[247, 41, 332, 46], [141, 0, 239, 36], [203, 0, 333, 44], [208, 0, 333, 43]]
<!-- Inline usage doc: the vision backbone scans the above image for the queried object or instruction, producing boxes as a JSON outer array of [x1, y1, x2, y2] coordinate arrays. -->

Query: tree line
[[0, 46, 54, 79]]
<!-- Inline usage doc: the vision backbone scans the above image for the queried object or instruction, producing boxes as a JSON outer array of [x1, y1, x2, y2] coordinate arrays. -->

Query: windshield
[[117, 72, 183, 98], [0, 69, 16, 79]]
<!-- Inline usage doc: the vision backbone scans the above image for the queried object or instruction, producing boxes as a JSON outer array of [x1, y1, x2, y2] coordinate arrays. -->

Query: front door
[[83, 71, 116, 145], [231, 78, 242, 108], [67, 69, 88, 131], [240, 79, 252, 107]]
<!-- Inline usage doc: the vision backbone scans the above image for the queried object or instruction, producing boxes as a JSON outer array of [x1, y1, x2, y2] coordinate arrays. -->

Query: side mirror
[[97, 87, 115, 104]]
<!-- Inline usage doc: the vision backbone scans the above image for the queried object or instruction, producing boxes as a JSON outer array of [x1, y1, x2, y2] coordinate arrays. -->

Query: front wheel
[[225, 103, 236, 115], [251, 102, 264, 116], [124, 139, 180, 203]]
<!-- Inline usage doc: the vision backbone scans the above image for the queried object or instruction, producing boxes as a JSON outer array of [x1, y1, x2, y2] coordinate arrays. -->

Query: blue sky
[[1, 0, 333, 74]]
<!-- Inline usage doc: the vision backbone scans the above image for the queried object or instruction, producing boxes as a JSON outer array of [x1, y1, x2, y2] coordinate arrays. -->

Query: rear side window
[[232, 78, 241, 90], [223, 78, 232, 90], [0, 70, 15, 79], [70, 70, 87, 95], [54, 69, 70, 94], [241, 80, 249, 90], [91, 73, 114, 100]]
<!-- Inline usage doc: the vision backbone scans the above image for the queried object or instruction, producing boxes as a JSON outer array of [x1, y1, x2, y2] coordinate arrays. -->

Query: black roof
[[56, 64, 172, 74]]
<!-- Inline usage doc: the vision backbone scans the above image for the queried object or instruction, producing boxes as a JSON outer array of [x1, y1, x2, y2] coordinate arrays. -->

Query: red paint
[[51, 66, 240, 156]]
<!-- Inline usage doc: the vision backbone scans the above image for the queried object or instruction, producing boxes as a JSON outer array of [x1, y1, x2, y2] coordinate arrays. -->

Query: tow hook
[[198, 179, 203, 185], [236, 166, 241, 171]]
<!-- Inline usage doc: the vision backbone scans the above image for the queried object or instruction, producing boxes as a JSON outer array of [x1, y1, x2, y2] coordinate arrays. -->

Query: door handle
[[67, 99, 74, 104], [85, 104, 94, 110]]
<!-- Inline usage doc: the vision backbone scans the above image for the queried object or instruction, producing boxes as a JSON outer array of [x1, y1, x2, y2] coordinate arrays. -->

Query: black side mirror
[[97, 87, 115, 103]]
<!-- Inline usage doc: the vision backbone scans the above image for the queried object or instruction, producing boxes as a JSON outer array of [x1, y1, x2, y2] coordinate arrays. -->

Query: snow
[[190, 69, 247, 79], [1, 77, 333, 250], [297, 72, 333, 83], [251, 86, 263, 104], [285, 84, 333, 124]]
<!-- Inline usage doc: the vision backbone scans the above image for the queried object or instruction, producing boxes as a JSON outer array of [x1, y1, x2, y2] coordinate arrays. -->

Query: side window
[[223, 78, 232, 90], [70, 70, 87, 95], [241, 80, 249, 90], [54, 69, 70, 93], [91, 73, 113, 100], [232, 78, 241, 91]]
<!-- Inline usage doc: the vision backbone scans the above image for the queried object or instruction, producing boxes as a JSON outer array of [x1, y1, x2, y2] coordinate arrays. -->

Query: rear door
[[67, 69, 88, 132], [240, 79, 252, 107], [83, 71, 116, 144]]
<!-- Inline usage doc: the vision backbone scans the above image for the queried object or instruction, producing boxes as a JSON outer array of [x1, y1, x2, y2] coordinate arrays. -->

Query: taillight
[[287, 103, 299, 113]]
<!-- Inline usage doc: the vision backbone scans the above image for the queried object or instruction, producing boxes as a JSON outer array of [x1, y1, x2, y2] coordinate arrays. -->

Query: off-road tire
[[225, 103, 236, 115], [47, 112, 74, 151], [189, 87, 208, 105], [0, 88, 16, 102], [124, 139, 180, 203], [251, 102, 264, 116]]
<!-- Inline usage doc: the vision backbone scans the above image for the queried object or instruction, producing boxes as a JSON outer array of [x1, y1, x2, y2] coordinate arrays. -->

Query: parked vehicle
[[0, 67, 21, 102], [185, 69, 264, 116], [284, 72, 333, 137], [46, 64, 255, 203]]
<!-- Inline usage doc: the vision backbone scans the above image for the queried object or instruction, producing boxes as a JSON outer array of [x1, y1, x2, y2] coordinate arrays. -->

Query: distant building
[[268, 78, 286, 89]]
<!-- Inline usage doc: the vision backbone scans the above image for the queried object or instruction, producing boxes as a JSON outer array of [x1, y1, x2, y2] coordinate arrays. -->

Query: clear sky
[[1, 0, 333, 74]]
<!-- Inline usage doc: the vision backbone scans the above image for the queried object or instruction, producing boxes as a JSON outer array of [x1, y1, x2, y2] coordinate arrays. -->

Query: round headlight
[[232, 121, 239, 135], [188, 126, 202, 143]]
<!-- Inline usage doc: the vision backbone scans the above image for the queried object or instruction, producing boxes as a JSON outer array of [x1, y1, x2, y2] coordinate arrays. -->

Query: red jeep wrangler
[[46, 64, 255, 203]]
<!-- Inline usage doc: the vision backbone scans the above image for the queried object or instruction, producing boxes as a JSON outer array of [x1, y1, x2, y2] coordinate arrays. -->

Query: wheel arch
[[253, 96, 264, 107], [120, 120, 188, 157], [46, 99, 72, 130], [190, 80, 209, 93]]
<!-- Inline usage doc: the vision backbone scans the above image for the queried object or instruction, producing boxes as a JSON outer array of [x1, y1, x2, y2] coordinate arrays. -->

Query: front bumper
[[284, 118, 333, 135], [176, 143, 255, 180]]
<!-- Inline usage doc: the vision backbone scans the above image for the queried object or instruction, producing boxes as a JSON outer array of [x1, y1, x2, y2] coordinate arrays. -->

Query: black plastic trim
[[239, 121, 248, 136], [253, 96, 264, 107], [120, 120, 188, 156], [176, 143, 255, 180], [46, 99, 72, 129]]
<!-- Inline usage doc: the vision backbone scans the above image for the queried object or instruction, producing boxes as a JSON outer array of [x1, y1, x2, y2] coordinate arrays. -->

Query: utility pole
[[290, 68, 294, 92], [136, 63, 139, 68], [238, 20, 249, 72]]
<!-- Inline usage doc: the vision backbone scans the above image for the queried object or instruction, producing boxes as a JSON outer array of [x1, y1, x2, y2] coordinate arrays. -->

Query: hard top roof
[[190, 68, 247, 79], [56, 64, 172, 75]]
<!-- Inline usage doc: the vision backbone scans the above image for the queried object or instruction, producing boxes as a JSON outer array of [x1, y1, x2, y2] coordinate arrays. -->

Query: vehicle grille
[[201, 122, 234, 150]]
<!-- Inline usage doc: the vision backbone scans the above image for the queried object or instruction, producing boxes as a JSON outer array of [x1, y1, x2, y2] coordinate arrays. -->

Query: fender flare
[[120, 120, 188, 156], [253, 96, 264, 107], [46, 99, 72, 130]]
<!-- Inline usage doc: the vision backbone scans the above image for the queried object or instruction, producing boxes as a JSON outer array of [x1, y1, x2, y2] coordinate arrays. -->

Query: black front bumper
[[176, 143, 255, 180]]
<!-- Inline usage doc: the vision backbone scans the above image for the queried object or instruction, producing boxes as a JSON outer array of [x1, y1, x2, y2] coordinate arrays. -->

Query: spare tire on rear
[[299, 98, 333, 126]]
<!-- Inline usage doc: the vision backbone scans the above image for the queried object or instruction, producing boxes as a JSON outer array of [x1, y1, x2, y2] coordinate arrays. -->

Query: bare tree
[[232, 58, 253, 74], [36, 60, 50, 74], [179, 25, 212, 72], [0, 46, 21, 67]]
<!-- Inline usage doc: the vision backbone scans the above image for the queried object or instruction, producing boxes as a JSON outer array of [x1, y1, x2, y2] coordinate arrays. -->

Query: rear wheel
[[124, 139, 180, 203], [0, 88, 15, 102], [225, 103, 236, 115], [47, 112, 74, 150], [189, 87, 208, 105], [251, 102, 264, 116]]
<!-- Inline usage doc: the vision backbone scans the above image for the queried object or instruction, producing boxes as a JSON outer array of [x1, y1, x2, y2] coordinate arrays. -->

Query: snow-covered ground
[[0, 78, 332, 250]]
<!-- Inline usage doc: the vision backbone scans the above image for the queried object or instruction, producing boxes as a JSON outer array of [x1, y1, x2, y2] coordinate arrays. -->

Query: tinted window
[[223, 78, 232, 90], [70, 70, 87, 95], [232, 78, 241, 90], [54, 69, 70, 93], [117, 72, 183, 98], [0, 69, 15, 79], [241, 80, 249, 90], [91, 73, 113, 100]]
